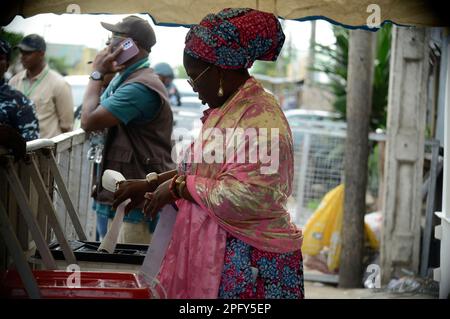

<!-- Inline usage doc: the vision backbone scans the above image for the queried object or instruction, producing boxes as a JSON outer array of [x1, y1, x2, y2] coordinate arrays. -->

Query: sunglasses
[[105, 34, 127, 46], [187, 66, 211, 88]]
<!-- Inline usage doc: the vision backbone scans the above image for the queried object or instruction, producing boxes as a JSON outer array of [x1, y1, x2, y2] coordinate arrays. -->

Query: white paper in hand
[[98, 199, 130, 253], [102, 169, 126, 193], [139, 204, 178, 282]]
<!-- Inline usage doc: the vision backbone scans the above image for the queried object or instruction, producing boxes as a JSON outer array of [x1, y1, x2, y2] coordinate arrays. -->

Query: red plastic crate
[[1, 270, 152, 299]]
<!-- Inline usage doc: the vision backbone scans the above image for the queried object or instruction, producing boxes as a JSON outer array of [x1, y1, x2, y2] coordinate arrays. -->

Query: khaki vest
[[96, 67, 175, 205]]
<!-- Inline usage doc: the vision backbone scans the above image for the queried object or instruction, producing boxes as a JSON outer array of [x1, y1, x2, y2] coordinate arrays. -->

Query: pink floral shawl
[[156, 77, 302, 298]]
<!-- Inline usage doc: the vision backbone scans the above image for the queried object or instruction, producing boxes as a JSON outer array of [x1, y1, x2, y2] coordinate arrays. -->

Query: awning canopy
[[2, 0, 447, 27]]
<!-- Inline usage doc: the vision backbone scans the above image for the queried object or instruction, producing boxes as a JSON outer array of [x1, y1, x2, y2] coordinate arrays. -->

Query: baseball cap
[[16, 34, 46, 52], [101, 15, 156, 52], [153, 62, 174, 78]]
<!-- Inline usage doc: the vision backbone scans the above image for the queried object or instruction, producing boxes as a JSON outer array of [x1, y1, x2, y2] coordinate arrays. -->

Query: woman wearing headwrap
[[114, 8, 304, 299]]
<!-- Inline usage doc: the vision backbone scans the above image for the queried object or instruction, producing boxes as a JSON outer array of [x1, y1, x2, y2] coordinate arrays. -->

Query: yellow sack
[[302, 184, 344, 256], [301, 184, 379, 272], [364, 222, 380, 250]]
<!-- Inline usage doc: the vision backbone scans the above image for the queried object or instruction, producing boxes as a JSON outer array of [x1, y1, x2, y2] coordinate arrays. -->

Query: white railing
[[0, 129, 95, 273], [51, 130, 95, 242]]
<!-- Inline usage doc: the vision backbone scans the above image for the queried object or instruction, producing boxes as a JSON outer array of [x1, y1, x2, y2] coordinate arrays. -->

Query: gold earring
[[217, 78, 224, 97]]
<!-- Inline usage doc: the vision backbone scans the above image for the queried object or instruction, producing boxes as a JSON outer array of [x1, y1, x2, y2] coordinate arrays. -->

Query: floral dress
[[219, 234, 304, 299]]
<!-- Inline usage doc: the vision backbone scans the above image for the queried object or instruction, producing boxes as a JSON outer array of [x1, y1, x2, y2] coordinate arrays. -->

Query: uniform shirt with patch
[[0, 78, 39, 141]]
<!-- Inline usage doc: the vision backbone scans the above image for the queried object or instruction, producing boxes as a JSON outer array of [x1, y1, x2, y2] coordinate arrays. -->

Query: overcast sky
[[5, 13, 335, 70]]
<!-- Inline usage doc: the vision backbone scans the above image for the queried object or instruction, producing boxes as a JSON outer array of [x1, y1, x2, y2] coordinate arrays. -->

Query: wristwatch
[[90, 70, 103, 81], [146, 172, 158, 185]]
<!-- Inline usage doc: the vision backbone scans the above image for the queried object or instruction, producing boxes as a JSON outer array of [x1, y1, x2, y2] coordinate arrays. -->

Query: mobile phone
[[115, 38, 139, 65]]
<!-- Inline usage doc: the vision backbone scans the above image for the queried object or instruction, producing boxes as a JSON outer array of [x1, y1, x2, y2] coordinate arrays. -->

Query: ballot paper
[[102, 169, 126, 193], [139, 204, 178, 287], [98, 169, 127, 253], [97, 199, 130, 253]]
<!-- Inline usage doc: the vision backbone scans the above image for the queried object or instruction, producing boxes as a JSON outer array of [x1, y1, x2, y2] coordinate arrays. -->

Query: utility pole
[[307, 20, 316, 85], [339, 29, 376, 288]]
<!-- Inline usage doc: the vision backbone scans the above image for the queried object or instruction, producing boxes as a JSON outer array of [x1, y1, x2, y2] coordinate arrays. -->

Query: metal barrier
[[0, 129, 95, 274], [290, 122, 386, 226]]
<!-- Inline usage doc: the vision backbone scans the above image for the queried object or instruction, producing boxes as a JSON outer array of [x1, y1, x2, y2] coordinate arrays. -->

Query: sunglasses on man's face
[[105, 34, 127, 47], [19, 50, 35, 56]]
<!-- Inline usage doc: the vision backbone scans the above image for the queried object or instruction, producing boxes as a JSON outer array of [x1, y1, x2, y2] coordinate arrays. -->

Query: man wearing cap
[[9, 34, 73, 138], [153, 62, 181, 106], [0, 38, 39, 141], [81, 15, 174, 244]]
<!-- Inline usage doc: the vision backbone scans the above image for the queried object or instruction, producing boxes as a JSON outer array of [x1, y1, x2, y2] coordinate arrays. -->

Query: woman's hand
[[112, 179, 157, 214], [143, 179, 175, 220]]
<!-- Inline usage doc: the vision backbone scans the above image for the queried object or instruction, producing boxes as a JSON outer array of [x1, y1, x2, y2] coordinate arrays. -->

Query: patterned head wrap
[[184, 8, 285, 69]]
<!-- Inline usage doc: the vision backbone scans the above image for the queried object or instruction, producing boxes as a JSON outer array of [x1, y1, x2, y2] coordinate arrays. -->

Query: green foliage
[[311, 24, 392, 131], [175, 65, 187, 79], [307, 199, 321, 211], [0, 28, 23, 63], [367, 142, 380, 197], [371, 24, 391, 130]]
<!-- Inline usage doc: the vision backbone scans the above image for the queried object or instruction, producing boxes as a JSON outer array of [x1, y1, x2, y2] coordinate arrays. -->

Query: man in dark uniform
[[0, 38, 39, 141]]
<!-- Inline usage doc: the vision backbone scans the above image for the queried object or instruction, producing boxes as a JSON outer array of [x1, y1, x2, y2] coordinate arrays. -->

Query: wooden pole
[[339, 29, 376, 288], [381, 27, 429, 284]]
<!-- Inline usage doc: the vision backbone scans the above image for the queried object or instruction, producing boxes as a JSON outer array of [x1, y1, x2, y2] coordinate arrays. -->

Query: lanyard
[[121, 59, 149, 80], [24, 68, 50, 97], [101, 59, 149, 101]]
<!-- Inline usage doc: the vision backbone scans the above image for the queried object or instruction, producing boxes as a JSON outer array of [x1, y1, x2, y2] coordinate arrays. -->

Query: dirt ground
[[304, 281, 437, 299]]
